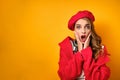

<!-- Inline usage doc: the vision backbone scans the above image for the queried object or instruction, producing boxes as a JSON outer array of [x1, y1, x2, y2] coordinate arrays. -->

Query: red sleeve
[[58, 47, 84, 80], [81, 46, 110, 80]]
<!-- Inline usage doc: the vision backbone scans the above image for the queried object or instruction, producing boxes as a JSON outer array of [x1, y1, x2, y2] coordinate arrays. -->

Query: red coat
[[58, 37, 110, 80]]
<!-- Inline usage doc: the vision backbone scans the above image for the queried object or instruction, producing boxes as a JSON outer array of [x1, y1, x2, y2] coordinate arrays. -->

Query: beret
[[68, 10, 95, 31]]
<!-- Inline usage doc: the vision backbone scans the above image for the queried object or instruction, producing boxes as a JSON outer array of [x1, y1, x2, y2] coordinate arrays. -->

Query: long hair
[[89, 20, 102, 59], [82, 18, 102, 59]]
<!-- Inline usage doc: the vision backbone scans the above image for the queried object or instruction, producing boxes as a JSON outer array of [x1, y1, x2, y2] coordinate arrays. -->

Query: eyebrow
[[75, 24, 81, 25], [85, 24, 90, 25], [75, 23, 90, 26]]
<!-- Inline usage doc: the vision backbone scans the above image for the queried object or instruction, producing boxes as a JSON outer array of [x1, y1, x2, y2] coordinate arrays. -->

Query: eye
[[86, 25, 90, 29], [76, 26, 81, 29], [75, 24, 81, 29], [85, 24, 91, 29]]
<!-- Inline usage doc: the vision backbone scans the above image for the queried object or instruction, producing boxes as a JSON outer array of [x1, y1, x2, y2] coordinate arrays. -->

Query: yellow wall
[[0, 0, 120, 80]]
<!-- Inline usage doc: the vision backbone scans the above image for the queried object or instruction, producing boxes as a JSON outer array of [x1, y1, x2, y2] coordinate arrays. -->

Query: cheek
[[88, 31, 91, 34], [75, 29, 79, 33], [75, 30, 81, 37], [75, 28, 82, 33], [86, 30, 91, 35]]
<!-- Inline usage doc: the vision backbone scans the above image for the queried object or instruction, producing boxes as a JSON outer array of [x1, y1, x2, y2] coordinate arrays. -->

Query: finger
[[74, 31, 82, 45], [84, 33, 91, 49], [86, 32, 91, 42], [74, 31, 83, 51]]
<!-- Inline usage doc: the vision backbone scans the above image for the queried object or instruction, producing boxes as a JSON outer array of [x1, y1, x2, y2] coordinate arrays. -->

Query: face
[[74, 18, 91, 43]]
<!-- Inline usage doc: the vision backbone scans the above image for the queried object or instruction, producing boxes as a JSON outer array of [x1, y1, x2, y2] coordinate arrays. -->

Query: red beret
[[68, 10, 95, 31]]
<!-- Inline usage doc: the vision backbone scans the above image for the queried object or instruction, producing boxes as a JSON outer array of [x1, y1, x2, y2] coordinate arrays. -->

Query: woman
[[58, 10, 110, 80]]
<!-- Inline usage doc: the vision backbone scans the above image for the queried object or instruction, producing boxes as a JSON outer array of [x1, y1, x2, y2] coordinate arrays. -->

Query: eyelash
[[76, 25, 81, 29], [86, 25, 91, 29], [76, 25, 90, 29]]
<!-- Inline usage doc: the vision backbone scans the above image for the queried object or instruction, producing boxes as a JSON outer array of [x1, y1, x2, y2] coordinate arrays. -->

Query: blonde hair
[[83, 18, 102, 59]]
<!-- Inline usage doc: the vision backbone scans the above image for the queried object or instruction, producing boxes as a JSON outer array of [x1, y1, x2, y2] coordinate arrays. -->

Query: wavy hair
[[90, 21, 102, 59], [82, 18, 102, 59]]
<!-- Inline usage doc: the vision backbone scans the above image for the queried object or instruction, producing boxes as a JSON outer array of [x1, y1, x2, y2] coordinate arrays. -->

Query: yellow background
[[0, 0, 120, 80]]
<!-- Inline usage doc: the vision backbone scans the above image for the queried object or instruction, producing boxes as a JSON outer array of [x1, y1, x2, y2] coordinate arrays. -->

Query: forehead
[[75, 18, 91, 24]]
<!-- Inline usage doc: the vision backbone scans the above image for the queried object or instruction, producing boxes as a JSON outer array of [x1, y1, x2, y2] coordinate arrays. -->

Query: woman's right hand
[[74, 31, 83, 52]]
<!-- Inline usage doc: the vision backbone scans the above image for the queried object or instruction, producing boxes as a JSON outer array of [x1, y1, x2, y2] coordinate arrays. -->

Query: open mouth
[[81, 35, 86, 39], [80, 35, 86, 42]]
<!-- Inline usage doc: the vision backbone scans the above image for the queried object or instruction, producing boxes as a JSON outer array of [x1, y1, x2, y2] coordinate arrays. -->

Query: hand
[[74, 31, 83, 52], [83, 33, 91, 49]]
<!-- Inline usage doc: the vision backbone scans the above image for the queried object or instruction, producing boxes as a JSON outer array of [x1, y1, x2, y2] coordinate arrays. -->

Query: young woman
[[58, 10, 110, 80]]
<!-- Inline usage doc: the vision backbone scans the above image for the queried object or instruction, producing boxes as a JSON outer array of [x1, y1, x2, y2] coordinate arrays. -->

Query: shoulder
[[58, 36, 74, 58], [96, 45, 110, 64], [58, 36, 73, 48], [101, 45, 110, 55]]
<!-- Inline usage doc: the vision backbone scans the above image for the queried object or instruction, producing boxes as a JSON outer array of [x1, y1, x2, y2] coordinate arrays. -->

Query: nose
[[82, 28, 86, 34]]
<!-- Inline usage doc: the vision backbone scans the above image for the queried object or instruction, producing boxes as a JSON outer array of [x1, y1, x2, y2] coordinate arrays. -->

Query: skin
[[74, 18, 91, 52]]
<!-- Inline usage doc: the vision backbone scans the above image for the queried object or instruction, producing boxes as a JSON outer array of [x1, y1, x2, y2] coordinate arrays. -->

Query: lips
[[80, 35, 86, 42]]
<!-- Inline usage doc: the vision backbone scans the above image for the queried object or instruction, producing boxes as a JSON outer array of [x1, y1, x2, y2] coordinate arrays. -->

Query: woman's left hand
[[83, 33, 91, 49]]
